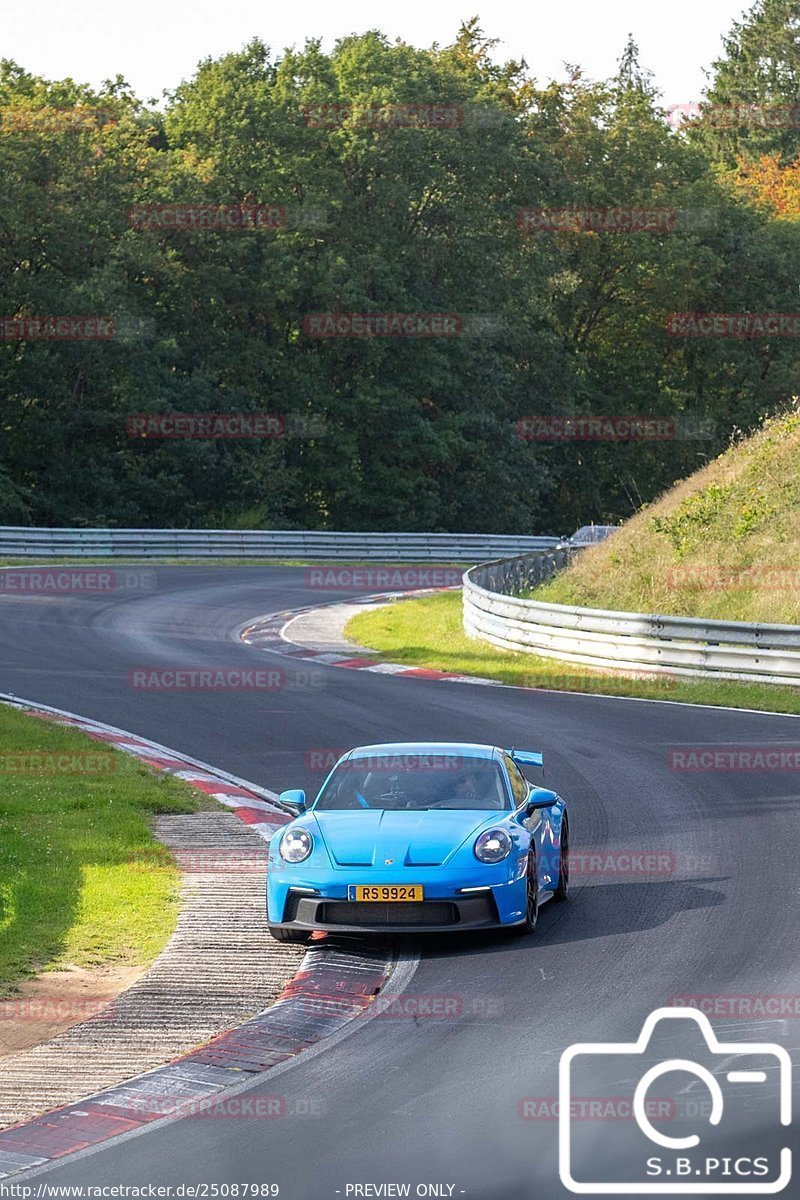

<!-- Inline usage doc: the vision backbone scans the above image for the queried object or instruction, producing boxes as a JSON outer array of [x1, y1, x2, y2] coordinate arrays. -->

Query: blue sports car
[[266, 742, 569, 940]]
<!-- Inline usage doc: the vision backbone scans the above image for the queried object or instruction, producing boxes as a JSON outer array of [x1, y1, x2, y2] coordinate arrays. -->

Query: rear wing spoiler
[[508, 749, 544, 769]]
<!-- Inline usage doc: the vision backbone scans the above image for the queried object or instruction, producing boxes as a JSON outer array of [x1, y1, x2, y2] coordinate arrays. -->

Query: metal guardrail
[[0, 526, 559, 562], [463, 551, 800, 686]]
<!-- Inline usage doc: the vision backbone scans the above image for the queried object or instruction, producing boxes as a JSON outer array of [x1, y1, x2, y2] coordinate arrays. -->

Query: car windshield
[[571, 525, 616, 544], [314, 757, 510, 811]]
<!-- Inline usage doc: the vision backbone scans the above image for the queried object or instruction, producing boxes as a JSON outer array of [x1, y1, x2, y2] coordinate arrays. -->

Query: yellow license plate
[[350, 885, 424, 902]]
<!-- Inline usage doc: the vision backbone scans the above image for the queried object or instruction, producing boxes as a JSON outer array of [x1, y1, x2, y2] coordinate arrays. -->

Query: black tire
[[269, 925, 313, 944], [553, 818, 570, 903], [507, 852, 539, 937]]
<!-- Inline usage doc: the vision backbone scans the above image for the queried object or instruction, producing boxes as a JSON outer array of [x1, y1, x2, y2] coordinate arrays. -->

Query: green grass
[[345, 590, 800, 715], [0, 706, 200, 997], [532, 410, 800, 625]]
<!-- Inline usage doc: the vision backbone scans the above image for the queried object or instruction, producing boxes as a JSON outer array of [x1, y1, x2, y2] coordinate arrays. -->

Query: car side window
[[504, 756, 528, 808]]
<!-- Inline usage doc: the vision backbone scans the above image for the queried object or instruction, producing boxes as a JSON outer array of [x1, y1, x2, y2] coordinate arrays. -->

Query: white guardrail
[[463, 551, 800, 687], [0, 526, 559, 562]]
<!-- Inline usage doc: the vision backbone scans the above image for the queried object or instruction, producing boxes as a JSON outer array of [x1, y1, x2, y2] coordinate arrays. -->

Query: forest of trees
[[1, 4, 800, 532]]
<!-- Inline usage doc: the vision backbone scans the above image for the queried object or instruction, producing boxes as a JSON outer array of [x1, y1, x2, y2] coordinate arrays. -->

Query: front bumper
[[267, 865, 528, 932], [275, 892, 508, 933]]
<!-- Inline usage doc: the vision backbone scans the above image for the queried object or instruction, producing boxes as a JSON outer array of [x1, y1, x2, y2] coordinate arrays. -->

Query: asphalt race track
[[1, 566, 798, 1199]]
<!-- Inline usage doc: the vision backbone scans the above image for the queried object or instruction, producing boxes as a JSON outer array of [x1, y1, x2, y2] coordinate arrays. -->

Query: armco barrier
[[0, 527, 559, 562], [463, 551, 800, 686]]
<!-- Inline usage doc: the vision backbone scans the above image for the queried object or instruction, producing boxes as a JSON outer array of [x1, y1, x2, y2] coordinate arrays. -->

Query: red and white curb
[[0, 695, 403, 1180], [240, 593, 800, 716], [0, 945, 397, 1181], [0, 694, 293, 843], [240, 589, 499, 687]]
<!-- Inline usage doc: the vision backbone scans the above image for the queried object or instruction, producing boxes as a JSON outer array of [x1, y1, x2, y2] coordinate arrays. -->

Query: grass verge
[[531, 411, 800, 624], [0, 705, 200, 997], [345, 590, 800, 716]]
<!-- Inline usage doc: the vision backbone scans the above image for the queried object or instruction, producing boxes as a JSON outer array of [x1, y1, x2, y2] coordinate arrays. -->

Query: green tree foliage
[[694, 0, 800, 165], [0, 22, 798, 532]]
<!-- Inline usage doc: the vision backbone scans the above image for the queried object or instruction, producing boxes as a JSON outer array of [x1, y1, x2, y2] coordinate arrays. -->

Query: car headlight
[[279, 828, 313, 863], [474, 828, 512, 864]]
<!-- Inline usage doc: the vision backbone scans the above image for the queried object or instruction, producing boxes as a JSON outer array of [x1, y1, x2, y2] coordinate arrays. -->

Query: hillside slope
[[533, 410, 800, 625]]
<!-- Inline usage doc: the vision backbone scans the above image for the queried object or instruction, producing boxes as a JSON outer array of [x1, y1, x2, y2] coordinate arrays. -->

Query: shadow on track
[[336, 877, 728, 965]]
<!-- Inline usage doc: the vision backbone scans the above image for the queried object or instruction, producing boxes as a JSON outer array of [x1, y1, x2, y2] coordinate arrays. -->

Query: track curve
[[1, 566, 798, 1198]]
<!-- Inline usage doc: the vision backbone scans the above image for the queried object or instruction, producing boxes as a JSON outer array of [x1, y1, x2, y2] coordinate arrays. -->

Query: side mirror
[[279, 788, 307, 813], [525, 788, 560, 814]]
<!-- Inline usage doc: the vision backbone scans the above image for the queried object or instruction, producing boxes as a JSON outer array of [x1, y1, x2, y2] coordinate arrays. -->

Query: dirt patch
[[0, 964, 144, 1057]]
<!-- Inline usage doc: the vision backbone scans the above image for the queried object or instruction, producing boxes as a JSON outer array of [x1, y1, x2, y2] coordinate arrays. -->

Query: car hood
[[309, 808, 503, 867]]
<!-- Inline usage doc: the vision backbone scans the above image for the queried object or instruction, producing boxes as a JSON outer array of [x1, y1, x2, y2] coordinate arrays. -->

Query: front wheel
[[507, 854, 539, 937], [269, 925, 313, 944], [553, 819, 570, 902]]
